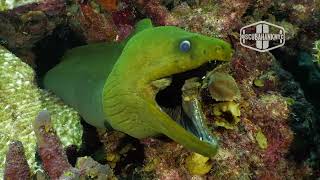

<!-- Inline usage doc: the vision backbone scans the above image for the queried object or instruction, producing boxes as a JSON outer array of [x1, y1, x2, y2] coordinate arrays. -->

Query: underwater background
[[0, 0, 320, 179]]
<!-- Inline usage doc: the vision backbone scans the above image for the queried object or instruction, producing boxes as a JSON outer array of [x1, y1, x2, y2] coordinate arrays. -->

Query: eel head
[[103, 26, 233, 157]]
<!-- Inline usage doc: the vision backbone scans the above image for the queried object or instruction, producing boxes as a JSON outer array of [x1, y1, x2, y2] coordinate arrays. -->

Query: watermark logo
[[240, 21, 285, 52]]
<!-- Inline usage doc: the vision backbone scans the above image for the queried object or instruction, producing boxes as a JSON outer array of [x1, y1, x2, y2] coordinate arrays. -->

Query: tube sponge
[[0, 46, 83, 176]]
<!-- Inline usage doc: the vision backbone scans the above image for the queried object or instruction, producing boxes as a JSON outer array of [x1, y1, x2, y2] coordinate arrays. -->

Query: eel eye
[[179, 40, 191, 52]]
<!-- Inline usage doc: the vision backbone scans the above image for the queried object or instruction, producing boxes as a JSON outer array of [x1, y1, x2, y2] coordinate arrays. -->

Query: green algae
[[285, 97, 295, 106], [255, 130, 268, 149], [254, 79, 264, 87], [213, 102, 241, 130], [143, 158, 161, 172], [185, 153, 212, 175]]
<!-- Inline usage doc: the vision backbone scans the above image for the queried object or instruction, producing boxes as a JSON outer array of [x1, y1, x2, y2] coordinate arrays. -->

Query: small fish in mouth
[[154, 62, 227, 157], [155, 76, 218, 151], [181, 78, 217, 145]]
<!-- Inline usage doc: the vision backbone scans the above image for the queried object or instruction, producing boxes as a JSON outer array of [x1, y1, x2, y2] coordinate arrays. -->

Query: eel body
[[44, 19, 233, 157]]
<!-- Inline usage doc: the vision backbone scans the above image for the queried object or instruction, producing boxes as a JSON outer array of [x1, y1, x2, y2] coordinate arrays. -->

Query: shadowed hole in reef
[[79, 120, 103, 161], [65, 145, 81, 166], [272, 48, 311, 160], [114, 138, 145, 178], [32, 25, 95, 166], [272, 45, 320, 175], [32, 25, 86, 86], [156, 61, 222, 118]]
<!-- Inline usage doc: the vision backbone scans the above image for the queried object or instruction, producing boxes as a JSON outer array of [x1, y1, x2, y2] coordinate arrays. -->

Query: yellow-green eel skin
[[44, 19, 233, 157]]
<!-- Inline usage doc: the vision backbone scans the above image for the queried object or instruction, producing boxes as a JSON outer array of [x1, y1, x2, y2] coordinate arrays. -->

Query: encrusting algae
[[255, 130, 268, 149], [0, 46, 83, 176], [185, 153, 212, 175]]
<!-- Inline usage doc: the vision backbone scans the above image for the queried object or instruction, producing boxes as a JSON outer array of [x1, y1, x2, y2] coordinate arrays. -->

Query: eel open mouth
[[154, 60, 223, 143]]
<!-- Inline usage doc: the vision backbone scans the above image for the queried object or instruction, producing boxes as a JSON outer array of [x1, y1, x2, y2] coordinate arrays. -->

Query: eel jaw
[[148, 60, 223, 157]]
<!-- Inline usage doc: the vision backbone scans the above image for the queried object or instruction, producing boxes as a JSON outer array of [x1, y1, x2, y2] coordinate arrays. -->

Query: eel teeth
[[150, 77, 172, 93], [181, 78, 215, 143]]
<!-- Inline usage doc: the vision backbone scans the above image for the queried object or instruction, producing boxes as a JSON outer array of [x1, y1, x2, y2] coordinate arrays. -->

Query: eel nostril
[[215, 46, 222, 53], [203, 49, 207, 55]]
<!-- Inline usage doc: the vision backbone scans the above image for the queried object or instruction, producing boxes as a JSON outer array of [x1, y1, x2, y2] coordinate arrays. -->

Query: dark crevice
[[156, 61, 223, 110], [79, 120, 104, 158], [272, 37, 320, 172], [114, 139, 145, 178], [32, 25, 86, 87], [155, 61, 223, 141]]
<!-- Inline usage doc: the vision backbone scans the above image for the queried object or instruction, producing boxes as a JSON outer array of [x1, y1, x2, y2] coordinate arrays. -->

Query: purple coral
[[32, 110, 116, 179], [33, 110, 75, 179], [4, 141, 31, 180]]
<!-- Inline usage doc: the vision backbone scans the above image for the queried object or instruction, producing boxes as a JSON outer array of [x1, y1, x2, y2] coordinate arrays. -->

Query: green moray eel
[[44, 19, 233, 157]]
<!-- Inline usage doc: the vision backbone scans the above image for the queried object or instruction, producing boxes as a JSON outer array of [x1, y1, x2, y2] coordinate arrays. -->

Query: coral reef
[[1, 0, 320, 179], [198, 46, 311, 179], [97, 0, 118, 12], [0, 46, 82, 176], [136, 0, 179, 26], [142, 138, 189, 179], [68, 0, 118, 43], [0, 0, 67, 50], [98, 131, 130, 168], [3, 111, 116, 179]]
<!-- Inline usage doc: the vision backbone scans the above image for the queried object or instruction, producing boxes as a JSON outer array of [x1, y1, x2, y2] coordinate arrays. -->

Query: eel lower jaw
[[151, 60, 223, 147]]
